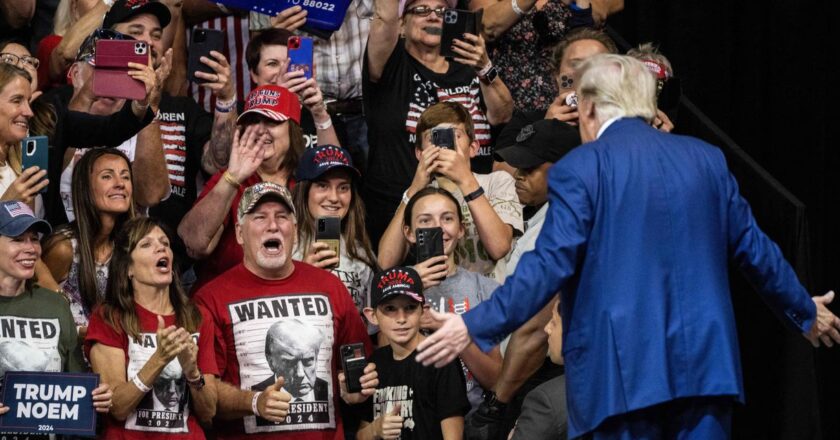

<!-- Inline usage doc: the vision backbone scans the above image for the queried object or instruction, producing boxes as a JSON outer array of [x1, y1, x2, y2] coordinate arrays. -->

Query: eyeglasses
[[405, 6, 446, 17], [0, 53, 39, 70]]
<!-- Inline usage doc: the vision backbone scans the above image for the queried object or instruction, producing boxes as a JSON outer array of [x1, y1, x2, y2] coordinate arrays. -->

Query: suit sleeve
[[463, 154, 593, 351], [510, 381, 567, 440], [724, 166, 816, 332]]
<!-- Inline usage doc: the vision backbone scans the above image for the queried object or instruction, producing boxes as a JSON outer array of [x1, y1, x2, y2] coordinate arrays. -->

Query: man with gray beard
[[195, 182, 378, 439]]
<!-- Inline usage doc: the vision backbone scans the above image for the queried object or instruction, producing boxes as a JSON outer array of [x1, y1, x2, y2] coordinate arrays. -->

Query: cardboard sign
[[0, 371, 99, 437]]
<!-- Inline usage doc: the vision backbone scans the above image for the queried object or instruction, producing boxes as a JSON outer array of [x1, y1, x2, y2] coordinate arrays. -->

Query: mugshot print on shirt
[[0, 316, 62, 387], [405, 75, 492, 161], [125, 332, 199, 432], [228, 293, 336, 433]]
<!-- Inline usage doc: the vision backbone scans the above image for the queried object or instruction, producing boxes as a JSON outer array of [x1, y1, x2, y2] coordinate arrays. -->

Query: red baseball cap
[[237, 85, 301, 125]]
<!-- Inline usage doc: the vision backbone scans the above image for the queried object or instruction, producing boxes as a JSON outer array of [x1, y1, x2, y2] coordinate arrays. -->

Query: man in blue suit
[[415, 54, 840, 439]]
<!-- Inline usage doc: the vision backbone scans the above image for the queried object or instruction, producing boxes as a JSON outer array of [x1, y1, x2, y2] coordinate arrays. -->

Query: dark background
[[608, 2, 838, 438]]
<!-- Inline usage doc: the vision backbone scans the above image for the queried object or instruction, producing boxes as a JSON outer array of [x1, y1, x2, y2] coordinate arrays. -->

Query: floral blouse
[[490, 0, 572, 112]]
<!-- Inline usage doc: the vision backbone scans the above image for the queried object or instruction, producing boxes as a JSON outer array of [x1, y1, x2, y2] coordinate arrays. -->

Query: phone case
[[316, 216, 341, 266], [93, 40, 148, 100], [340, 343, 366, 394], [287, 36, 314, 80], [188, 28, 225, 84], [440, 8, 484, 59], [215, 0, 352, 32], [415, 227, 445, 264], [20, 136, 49, 194]]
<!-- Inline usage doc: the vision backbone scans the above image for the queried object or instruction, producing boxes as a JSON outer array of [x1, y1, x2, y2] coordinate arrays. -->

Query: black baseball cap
[[370, 267, 425, 307], [494, 119, 581, 169], [295, 144, 360, 182], [103, 0, 172, 30]]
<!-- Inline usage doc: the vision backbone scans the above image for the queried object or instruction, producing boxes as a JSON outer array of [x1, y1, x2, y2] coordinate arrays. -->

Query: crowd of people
[[3, 0, 839, 439]]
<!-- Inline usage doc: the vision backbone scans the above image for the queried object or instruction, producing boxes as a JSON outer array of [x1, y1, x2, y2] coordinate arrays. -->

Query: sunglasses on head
[[75, 28, 135, 62]]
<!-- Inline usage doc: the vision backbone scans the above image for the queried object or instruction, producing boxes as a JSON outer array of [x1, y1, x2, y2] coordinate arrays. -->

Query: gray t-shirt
[[423, 267, 500, 410]]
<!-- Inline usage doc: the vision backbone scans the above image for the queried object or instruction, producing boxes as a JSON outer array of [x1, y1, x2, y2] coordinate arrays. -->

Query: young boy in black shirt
[[355, 267, 469, 440]]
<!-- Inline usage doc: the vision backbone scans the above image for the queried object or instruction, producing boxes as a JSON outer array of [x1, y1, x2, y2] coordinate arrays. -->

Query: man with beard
[[362, 0, 514, 245], [195, 182, 378, 439]]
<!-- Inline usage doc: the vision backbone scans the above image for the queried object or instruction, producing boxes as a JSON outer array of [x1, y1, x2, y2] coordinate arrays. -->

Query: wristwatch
[[479, 65, 499, 84], [187, 371, 205, 390]]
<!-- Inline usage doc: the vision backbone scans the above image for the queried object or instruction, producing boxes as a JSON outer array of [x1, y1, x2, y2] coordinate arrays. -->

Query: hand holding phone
[[20, 136, 49, 194], [188, 28, 225, 84], [340, 344, 367, 394], [287, 36, 314, 80], [93, 39, 149, 100], [415, 227, 445, 264], [431, 127, 456, 150], [440, 8, 483, 58], [315, 217, 341, 269]]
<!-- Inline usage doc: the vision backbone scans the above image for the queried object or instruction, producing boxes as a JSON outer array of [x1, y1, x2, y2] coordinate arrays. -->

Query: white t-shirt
[[0, 164, 44, 218], [436, 172, 523, 281]]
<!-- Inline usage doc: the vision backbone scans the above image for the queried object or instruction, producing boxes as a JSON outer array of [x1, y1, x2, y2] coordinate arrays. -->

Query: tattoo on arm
[[203, 112, 236, 174]]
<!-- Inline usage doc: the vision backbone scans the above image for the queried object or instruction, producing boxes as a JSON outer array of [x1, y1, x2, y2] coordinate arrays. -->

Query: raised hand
[[155, 315, 188, 363], [177, 338, 200, 380], [1, 166, 48, 205], [413, 255, 448, 289], [128, 50, 160, 110], [451, 33, 491, 71], [545, 91, 580, 125], [304, 241, 339, 269], [258, 376, 292, 422], [271, 5, 308, 31], [195, 50, 235, 101], [227, 125, 267, 183]]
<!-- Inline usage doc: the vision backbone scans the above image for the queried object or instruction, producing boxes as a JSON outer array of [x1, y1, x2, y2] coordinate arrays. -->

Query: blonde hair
[[577, 54, 657, 124]]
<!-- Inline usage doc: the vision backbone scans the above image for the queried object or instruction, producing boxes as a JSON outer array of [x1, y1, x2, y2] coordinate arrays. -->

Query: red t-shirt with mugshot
[[85, 304, 219, 439], [194, 261, 373, 440]]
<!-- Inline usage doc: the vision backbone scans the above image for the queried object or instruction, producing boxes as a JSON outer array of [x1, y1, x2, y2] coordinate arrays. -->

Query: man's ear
[[235, 222, 244, 245], [363, 307, 379, 326]]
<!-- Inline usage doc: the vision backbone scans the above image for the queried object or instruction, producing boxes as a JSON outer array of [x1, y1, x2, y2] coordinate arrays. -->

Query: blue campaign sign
[[0, 371, 99, 437], [217, 0, 352, 32]]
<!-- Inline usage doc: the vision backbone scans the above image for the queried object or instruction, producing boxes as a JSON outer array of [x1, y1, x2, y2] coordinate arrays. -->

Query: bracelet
[[510, 0, 525, 16], [222, 171, 241, 189], [463, 186, 485, 203], [251, 392, 263, 417], [132, 375, 151, 393], [402, 190, 411, 206], [477, 62, 494, 78], [215, 95, 237, 113], [314, 117, 333, 130]]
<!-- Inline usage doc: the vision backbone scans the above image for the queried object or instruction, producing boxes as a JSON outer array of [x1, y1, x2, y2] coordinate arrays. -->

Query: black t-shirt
[[362, 38, 494, 207], [361, 345, 469, 440], [148, 94, 212, 266]]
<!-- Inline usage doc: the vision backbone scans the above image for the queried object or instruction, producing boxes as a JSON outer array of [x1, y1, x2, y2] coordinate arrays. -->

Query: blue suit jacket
[[463, 118, 816, 437]]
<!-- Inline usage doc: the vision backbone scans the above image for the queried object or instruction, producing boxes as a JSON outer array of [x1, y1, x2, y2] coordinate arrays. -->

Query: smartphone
[[431, 127, 456, 149], [440, 8, 483, 59], [93, 39, 148, 100], [287, 36, 314, 80], [340, 343, 367, 394], [20, 136, 49, 194], [316, 216, 341, 268], [415, 227, 445, 264], [188, 28, 225, 84]]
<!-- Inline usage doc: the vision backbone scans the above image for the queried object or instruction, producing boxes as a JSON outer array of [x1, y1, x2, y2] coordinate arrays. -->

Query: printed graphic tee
[[194, 262, 373, 440], [363, 38, 494, 210], [84, 304, 219, 439], [0, 286, 85, 440], [360, 346, 470, 440], [293, 236, 376, 333], [424, 268, 500, 410], [0, 287, 85, 386]]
